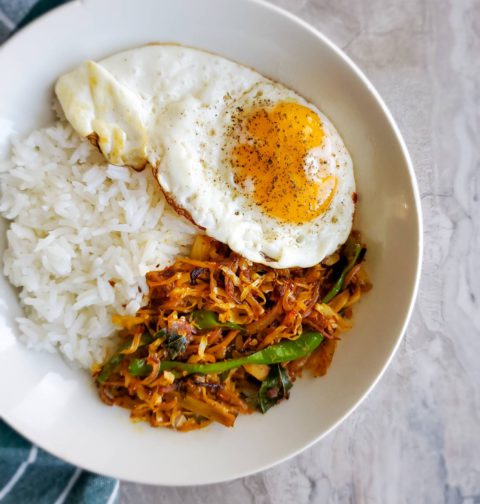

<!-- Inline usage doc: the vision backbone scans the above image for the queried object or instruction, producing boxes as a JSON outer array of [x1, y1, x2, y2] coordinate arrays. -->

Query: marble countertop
[[121, 0, 480, 502]]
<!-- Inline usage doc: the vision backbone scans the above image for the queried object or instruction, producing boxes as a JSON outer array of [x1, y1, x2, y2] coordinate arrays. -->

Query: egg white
[[55, 45, 355, 268]]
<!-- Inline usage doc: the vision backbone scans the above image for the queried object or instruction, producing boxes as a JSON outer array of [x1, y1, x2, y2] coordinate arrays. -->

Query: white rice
[[0, 121, 197, 368]]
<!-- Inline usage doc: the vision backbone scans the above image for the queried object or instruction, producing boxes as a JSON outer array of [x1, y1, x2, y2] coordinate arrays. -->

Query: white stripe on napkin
[[53, 467, 82, 504], [0, 445, 38, 500], [0, 9, 15, 30]]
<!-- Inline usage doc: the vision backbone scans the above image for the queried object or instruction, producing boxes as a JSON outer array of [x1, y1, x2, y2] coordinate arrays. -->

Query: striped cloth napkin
[[0, 0, 119, 502]]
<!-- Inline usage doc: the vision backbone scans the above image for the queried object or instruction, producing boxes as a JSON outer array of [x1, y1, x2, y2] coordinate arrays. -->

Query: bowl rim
[[0, 0, 423, 485]]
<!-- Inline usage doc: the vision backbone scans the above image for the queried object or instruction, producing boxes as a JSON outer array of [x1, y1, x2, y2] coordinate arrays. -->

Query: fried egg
[[55, 45, 355, 268]]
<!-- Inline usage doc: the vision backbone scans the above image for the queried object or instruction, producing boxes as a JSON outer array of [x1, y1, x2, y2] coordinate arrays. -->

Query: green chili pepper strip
[[97, 331, 155, 384], [322, 244, 363, 304], [97, 354, 125, 384], [129, 331, 324, 377], [128, 357, 152, 377], [191, 310, 244, 331]]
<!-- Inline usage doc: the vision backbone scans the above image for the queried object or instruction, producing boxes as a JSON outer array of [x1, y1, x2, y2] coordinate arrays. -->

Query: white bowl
[[0, 0, 422, 485]]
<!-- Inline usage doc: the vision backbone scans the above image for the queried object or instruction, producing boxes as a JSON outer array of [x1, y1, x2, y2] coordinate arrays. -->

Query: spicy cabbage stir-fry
[[93, 234, 371, 431]]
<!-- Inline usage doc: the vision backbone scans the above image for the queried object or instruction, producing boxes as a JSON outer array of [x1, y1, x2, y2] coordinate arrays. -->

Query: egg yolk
[[231, 101, 337, 224]]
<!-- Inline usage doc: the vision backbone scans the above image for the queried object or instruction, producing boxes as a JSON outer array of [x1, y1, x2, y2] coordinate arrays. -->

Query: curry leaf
[[165, 331, 189, 360], [258, 364, 293, 413]]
